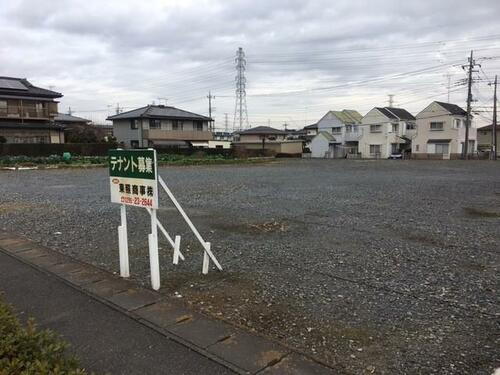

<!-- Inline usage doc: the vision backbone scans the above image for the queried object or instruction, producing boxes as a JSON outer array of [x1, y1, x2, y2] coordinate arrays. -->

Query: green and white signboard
[[108, 148, 222, 292], [109, 149, 158, 209]]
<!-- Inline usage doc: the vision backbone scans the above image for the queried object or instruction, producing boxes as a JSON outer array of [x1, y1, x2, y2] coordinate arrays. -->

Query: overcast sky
[[1, 0, 500, 129]]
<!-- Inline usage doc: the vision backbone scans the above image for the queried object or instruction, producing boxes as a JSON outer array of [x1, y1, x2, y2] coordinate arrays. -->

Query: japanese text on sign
[[109, 149, 159, 209]]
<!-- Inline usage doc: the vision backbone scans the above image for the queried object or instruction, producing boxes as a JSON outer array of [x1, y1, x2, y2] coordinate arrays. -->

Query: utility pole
[[491, 75, 498, 160], [462, 50, 480, 159], [207, 91, 215, 131], [68, 106, 72, 115]]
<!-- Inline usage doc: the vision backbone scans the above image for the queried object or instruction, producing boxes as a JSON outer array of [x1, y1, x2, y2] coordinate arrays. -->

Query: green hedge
[[0, 297, 88, 374]]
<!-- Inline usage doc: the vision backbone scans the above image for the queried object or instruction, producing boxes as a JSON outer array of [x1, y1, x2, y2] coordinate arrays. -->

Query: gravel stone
[[0, 159, 499, 374]]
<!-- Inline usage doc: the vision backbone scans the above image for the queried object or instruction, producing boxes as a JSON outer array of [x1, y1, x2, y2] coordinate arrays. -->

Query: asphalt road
[[1, 159, 499, 374]]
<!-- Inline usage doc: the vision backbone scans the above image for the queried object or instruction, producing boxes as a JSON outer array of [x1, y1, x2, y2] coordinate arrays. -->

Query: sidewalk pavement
[[0, 249, 234, 375], [0, 232, 335, 375]]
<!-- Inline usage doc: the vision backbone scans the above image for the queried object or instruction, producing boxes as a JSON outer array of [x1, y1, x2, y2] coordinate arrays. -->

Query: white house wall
[[310, 135, 330, 158], [113, 119, 143, 147], [359, 109, 391, 158], [359, 108, 414, 158], [413, 102, 477, 158]]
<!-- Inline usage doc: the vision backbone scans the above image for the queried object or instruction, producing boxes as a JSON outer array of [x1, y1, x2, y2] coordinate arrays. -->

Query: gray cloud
[[1, 0, 499, 127]]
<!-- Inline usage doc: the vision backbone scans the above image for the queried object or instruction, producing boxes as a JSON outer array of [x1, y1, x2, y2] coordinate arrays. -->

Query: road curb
[[0, 231, 336, 375]]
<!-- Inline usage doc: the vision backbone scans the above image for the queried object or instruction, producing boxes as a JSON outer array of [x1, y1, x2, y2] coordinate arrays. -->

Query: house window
[[391, 123, 399, 133], [435, 143, 449, 154], [454, 119, 462, 128], [149, 119, 161, 129], [369, 144, 381, 155], [0, 100, 7, 114], [131, 119, 139, 129], [406, 122, 416, 130], [416, 145, 419, 151], [172, 120, 183, 131], [130, 140, 139, 148], [195, 121, 203, 131], [430, 122, 444, 131], [370, 124, 382, 133], [332, 126, 342, 134], [345, 125, 352, 133]]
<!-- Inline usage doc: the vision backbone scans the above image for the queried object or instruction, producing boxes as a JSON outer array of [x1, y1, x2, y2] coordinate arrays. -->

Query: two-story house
[[0, 76, 64, 143], [412, 101, 476, 159], [311, 109, 363, 158], [107, 105, 213, 148], [358, 107, 416, 158]]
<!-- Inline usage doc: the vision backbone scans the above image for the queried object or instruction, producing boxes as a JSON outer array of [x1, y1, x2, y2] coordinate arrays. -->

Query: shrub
[[0, 296, 88, 374]]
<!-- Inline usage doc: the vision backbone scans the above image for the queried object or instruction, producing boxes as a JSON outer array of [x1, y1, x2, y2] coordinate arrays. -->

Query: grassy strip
[[0, 154, 274, 169], [0, 295, 88, 374]]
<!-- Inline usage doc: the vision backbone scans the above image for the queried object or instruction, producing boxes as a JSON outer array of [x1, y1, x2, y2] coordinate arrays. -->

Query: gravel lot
[[1, 159, 499, 374]]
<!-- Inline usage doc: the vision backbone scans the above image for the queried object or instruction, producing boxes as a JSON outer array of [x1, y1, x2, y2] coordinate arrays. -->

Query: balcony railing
[[344, 131, 361, 141], [143, 129, 213, 141], [0, 107, 50, 119]]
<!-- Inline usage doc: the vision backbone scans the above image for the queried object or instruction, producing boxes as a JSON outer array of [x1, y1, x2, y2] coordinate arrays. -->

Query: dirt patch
[[400, 231, 448, 248], [463, 207, 500, 218], [460, 262, 487, 272], [213, 220, 288, 234], [0, 202, 42, 213], [161, 271, 401, 374]]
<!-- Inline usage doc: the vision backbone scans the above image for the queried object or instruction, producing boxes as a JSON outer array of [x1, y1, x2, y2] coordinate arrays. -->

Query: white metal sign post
[[109, 149, 161, 290], [109, 148, 223, 291]]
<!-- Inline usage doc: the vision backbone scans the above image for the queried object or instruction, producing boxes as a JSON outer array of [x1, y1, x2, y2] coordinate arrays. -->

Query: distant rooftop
[[239, 126, 286, 135], [477, 124, 499, 131], [331, 109, 363, 124], [376, 107, 415, 121], [0, 76, 62, 99], [434, 101, 467, 116], [303, 123, 318, 129], [55, 113, 91, 123], [107, 105, 211, 121]]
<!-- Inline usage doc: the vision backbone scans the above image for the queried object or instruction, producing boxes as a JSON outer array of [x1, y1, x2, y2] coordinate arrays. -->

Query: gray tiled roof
[[435, 102, 467, 116], [0, 76, 62, 99], [107, 105, 211, 121], [304, 123, 318, 129], [239, 126, 286, 135], [477, 124, 498, 130], [54, 113, 91, 123], [376, 107, 415, 121]]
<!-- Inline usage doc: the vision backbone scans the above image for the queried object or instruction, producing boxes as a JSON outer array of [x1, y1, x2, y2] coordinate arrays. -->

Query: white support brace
[[145, 208, 185, 262], [148, 208, 160, 290], [158, 176, 222, 272], [202, 242, 210, 274], [173, 235, 181, 265], [118, 204, 130, 278]]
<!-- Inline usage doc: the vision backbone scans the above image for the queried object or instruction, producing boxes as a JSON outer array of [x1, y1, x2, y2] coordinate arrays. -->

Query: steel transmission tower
[[233, 47, 249, 131]]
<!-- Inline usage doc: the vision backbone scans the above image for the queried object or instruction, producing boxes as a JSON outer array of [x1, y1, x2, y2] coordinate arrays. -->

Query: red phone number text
[[120, 196, 153, 207]]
